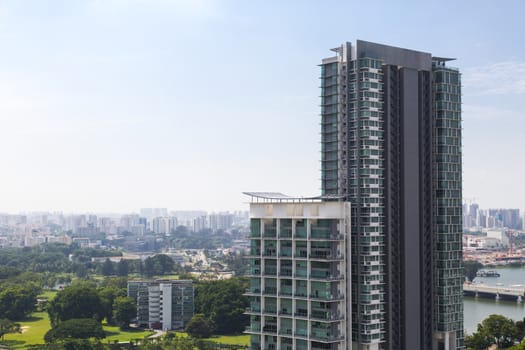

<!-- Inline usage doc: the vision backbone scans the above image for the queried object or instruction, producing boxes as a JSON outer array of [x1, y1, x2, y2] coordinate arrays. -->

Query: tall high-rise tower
[[320, 40, 463, 350]]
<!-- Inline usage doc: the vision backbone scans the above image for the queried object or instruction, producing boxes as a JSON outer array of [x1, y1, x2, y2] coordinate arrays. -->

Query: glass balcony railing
[[310, 269, 330, 279], [279, 308, 292, 316], [294, 328, 308, 337], [295, 227, 307, 238], [279, 269, 292, 277], [263, 287, 277, 295], [279, 287, 292, 296], [310, 249, 340, 259], [279, 328, 293, 336], [263, 307, 277, 315], [263, 249, 277, 257], [246, 304, 261, 312], [310, 310, 341, 320], [264, 268, 277, 276], [295, 249, 308, 258], [295, 269, 307, 278], [280, 228, 292, 238], [245, 323, 260, 332], [262, 325, 277, 334], [249, 249, 261, 256], [263, 228, 277, 238], [295, 288, 308, 297], [279, 248, 293, 257]]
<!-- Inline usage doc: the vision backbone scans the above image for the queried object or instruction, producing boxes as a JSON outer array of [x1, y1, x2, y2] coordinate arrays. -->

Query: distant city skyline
[[1, 0, 524, 212]]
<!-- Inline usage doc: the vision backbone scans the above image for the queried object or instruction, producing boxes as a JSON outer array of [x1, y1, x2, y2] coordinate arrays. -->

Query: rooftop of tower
[[243, 191, 344, 203]]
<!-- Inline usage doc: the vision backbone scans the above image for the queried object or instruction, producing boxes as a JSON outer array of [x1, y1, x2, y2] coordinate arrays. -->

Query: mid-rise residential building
[[128, 279, 194, 330], [244, 193, 351, 350]]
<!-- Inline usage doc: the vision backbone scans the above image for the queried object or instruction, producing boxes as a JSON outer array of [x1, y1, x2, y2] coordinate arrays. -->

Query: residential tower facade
[[320, 40, 463, 350]]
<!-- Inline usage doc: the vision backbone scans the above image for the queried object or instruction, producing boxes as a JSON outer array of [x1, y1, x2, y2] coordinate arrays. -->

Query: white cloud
[[463, 61, 525, 95]]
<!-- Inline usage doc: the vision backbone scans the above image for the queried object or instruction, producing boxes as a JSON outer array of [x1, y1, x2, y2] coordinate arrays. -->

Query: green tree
[[464, 260, 483, 282], [143, 255, 175, 277], [185, 314, 213, 338], [98, 286, 125, 325], [44, 318, 105, 342], [0, 319, 21, 340], [465, 331, 492, 350], [477, 314, 518, 348], [47, 284, 105, 327], [112, 297, 137, 329], [194, 278, 249, 334], [116, 259, 129, 276], [509, 341, 525, 350], [101, 259, 114, 276], [0, 284, 39, 320]]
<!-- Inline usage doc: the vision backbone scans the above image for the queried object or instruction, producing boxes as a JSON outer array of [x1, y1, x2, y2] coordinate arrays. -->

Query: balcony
[[245, 323, 261, 333], [294, 270, 308, 278], [294, 329, 308, 338], [262, 307, 277, 315], [295, 249, 308, 258], [262, 325, 277, 334], [244, 288, 261, 295], [295, 227, 307, 238], [310, 249, 342, 260], [279, 269, 292, 277], [263, 287, 277, 295], [263, 228, 277, 238], [294, 286, 308, 297], [279, 309, 292, 316], [279, 328, 293, 336], [248, 268, 261, 276], [263, 268, 277, 276], [263, 249, 277, 257], [248, 249, 261, 257], [279, 287, 293, 296], [279, 227, 293, 238], [309, 293, 344, 301], [310, 310, 343, 321], [279, 248, 293, 257], [245, 304, 261, 313]]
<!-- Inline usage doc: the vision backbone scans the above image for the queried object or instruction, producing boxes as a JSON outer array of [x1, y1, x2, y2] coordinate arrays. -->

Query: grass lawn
[[2, 311, 50, 348], [102, 324, 154, 342], [1, 312, 153, 348], [204, 334, 250, 346], [38, 289, 58, 300]]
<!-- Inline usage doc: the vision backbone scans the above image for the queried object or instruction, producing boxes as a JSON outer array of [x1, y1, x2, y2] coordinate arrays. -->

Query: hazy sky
[[1, 0, 524, 213]]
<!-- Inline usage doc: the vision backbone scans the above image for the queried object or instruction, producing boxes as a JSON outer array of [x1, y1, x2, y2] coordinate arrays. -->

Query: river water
[[464, 266, 525, 333]]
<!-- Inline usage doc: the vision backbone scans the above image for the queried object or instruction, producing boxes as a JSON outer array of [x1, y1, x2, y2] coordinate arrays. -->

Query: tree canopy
[[0, 319, 21, 340], [194, 278, 249, 334], [466, 314, 521, 349], [185, 314, 213, 338], [464, 260, 483, 282], [0, 284, 39, 320], [47, 284, 105, 327], [44, 318, 105, 342], [112, 297, 137, 329]]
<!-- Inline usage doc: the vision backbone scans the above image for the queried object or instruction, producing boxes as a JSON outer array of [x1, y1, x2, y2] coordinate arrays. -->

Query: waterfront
[[464, 266, 525, 333]]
